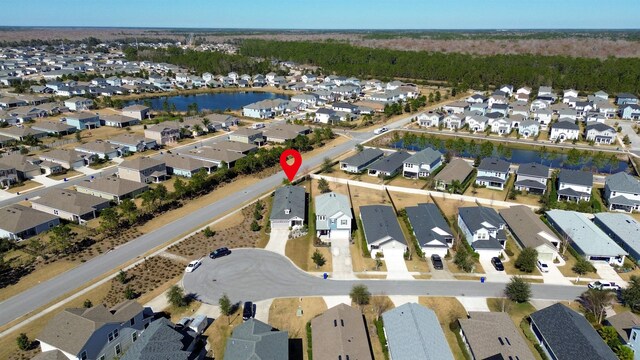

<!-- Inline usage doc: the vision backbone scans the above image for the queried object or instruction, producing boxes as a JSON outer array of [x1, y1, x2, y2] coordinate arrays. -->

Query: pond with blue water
[[125, 91, 289, 112]]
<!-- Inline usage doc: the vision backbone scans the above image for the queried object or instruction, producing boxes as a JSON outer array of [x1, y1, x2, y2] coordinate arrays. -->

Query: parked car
[[210, 247, 232, 259], [588, 281, 621, 291], [185, 259, 201, 273], [243, 301, 254, 321], [431, 254, 444, 270], [374, 127, 388, 135], [491, 257, 504, 271], [537, 260, 549, 273], [251, 122, 265, 129]]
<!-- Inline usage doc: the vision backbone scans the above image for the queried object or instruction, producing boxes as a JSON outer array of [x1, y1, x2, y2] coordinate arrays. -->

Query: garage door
[[383, 248, 411, 280], [270, 220, 290, 229], [537, 250, 555, 262]]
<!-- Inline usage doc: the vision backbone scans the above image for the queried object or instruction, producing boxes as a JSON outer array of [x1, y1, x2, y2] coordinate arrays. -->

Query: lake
[[125, 92, 290, 112]]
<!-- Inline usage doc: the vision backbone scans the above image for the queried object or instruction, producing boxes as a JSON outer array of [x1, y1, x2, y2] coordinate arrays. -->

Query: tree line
[[239, 39, 640, 94]]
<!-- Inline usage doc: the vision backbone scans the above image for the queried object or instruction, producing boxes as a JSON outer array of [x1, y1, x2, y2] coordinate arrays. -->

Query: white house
[[64, 97, 94, 111], [443, 114, 464, 130], [458, 206, 507, 258], [417, 112, 443, 128], [360, 205, 407, 259], [557, 169, 593, 202], [476, 158, 510, 190], [466, 115, 488, 132], [585, 123, 616, 145], [489, 118, 511, 135], [402, 148, 443, 179], [533, 109, 553, 128], [604, 172, 640, 213], [549, 119, 580, 142], [518, 120, 540, 138]]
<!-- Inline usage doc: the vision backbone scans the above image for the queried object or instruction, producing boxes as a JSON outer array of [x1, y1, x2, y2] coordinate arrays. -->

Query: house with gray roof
[[31, 188, 110, 223], [228, 128, 265, 145], [121, 104, 149, 121], [107, 134, 157, 153], [37, 300, 154, 360], [120, 317, 202, 360], [604, 172, 640, 212], [118, 157, 167, 184], [605, 312, 640, 349], [31, 121, 76, 136], [585, 122, 616, 144], [367, 150, 410, 178], [161, 153, 215, 178], [594, 213, 640, 264], [550, 119, 580, 142], [242, 98, 288, 119], [339, 148, 384, 173], [270, 186, 306, 229], [187, 147, 245, 168], [99, 114, 140, 128], [75, 176, 148, 203], [0, 126, 47, 141], [360, 205, 407, 259], [557, 169, 593, 202], [459, 312, 535, 360], [529, 303, 617, 360], [475, 157, 510, 190], [382, 303, 454, 360], [433, 158, 474, 191], [0, 204, 60, 241], [458, 206, 507, 258], [406, 203, 453, 257], [314, 192, 352, 241], [0, 154, 44, 180], [224, 319, 288, 360], [402, 147, 443, 179], [616, 93, 639, 106], [546, 210, 626, 265], [75, 140, 120, 160], [499, 206, 560, 262], [263, 123, 310, 144], [515, 162, 549, 194], [39, 149, 94, 169], [620, 104, 640, 120], [311, 304, 372, 360], [64, 112, 101, 130]]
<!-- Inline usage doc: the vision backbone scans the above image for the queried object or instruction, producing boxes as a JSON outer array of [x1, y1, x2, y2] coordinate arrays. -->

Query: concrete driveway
[[593, 262, 627, 287], [32, 174, 60, 187], [479, 257, 510, 283], [330, 235, 355, 280], [264, 228, 290, 256], [384, 249, 412, 280], [540, 263, 573, 285], [457, 297, 490, 312]]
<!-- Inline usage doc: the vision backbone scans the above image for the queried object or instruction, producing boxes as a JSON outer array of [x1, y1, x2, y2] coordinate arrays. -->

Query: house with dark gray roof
[[515, 162, 549, 194], [605, 311, 640, 348], [529, 303, 617, 360], [161, 153, 215, 178], [311, 304, 373, 360], [499, 206, 560, 262], [31, 121, 76, 136], [550, 119, 580, 142], [616, 93, 639, 106], [359, 205, 406, 259], [434, 158, 474, 191], [459, 312, 535, 360], [406, 203, 453, 257], [120, 317, 202, 360], [270, 186, 306, 229], [475, 158, 510, 190], [0, 204, 60, 240], [604, 172, 640, 212], [382, 303, 454, 360], [224, 319, 288, 360], [585, 122, 616, 144], [75, 176, 148, 203], [339, 148, 384, 173], [367, 150, 411, 178], [557, 169, 593, 202], [402, 147, 443, 179], [458, 206, 507, 258]]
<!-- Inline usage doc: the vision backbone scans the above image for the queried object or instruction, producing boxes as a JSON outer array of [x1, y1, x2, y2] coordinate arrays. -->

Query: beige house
[[0, 163, 18, 187], [228, 128, 264, 145], [121, 104, 149, 120], [144, 123, 181, 145], [118, 157, 167, 183], [311, 304, 373, 360], [0, 204, 60, 240], [75, 176, 148, 203], [39, 149, 95, 169], [30, 189, 110, 223]]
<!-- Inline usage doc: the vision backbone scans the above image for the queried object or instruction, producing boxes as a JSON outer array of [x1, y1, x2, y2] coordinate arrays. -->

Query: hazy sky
[[4, 0, 640, 29]]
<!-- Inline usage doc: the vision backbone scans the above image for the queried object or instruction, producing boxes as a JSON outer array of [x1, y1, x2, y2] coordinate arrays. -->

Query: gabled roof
[[459, 206, 504, 233], [558, 169, 593, 187], [478, 157, 510, 173], [404, 147, 442, 167], [406, 203, 452, 248], [31, 121, 76, 133], [314, 192, 352, 230], [382, 303, 454, 360], [119, 157, 164, 171], [546, 210, 626, 257], [606, 311, 640, 343], [31, 189, 109, 216], [368, 151, 411, 173], [161, 153, 209, 172], [360, 205, 406, 246], [270, 186, 306, 221], [499, 206, 559, 252], [585, 122, 615, 133], [529, 303, 617, 360], [121, 318, 194, 360], [459, 312, 535, 360], [341, 148, 384, 168], [0, 204, 59, 234], [433, 158, 473, 184], [311, 304, 372, 360], [517, 163, 549, 178], [122, 104, 149, 112], [75, 140, 119, 154], [224, 319, 288, 360], [605, 172, 640, 194], [594, 213, 640, 260], [75, 176, 148, 197], [552, 120, 579, 131]]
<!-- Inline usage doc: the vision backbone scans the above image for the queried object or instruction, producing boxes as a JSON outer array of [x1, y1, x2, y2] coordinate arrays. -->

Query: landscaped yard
[[557, 251, 600, 280], [419, 297, 469, 360], [47, 169, 82, 180], [5, 180, 42, 193], [502, 239, 542, 276]]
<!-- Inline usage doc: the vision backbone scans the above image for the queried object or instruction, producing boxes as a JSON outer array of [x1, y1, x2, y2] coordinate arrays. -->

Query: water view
[[125, 91, 290, 112]]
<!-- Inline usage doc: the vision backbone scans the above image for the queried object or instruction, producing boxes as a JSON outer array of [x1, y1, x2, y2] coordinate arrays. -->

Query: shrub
[[16, 333, 30, 351], [250, 220, 261, 232], [505, 276, 531, 303], [203, 226, 215, 238], [83, 299, 93, 308]]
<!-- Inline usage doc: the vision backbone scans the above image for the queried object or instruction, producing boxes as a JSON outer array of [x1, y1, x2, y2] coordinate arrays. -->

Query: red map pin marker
[[280, 149, 302, 182]]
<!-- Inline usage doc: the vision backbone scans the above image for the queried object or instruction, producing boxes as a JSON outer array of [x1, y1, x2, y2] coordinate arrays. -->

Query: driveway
[[264, 229, 289, 256], [384, 249, 412, 280], [592, 262, 627, 287], [479, 257, 510, 283], [330, 235, 355, 280], [541, 263, 573, 285], [456, 297, 490, 312], [0, 190, 16, 200], [32, 174, 60, 188], [76, 166, 101, 175]]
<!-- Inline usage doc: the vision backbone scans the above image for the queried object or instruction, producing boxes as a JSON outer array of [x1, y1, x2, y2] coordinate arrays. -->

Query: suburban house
[[443, 113, 464, 129], [616, 93, 639, 106], [499, 206, 561, 262], [118, 157, 167, 184], [546, 210, 626, 265], [434, 158, 474, 191], [75, 141, 120, 160], [36, 300, 154, 360], [228, 128, 265, 145], [64, 112, 101, 130], [459, 312, 536, 360], [263, 124, 310, 144], [269, 186, 306, 229], [585, 123, 616, 144], [144, 123, 181, 145], [360, 205, 407, 259], [100, 114, 140, 128], [549, 119, 580, 142], [490, 117, 512, 135], [594, 213, 640, 265], [557, 169, 593, 202], [120, 317, 203, 360], [121, 104, 150, 120], [0, 154, 43, 180], [382, 303, 454, 360], [442, 101, 469, 114], [242, 98, 288, 119], [514, 162, 549, 194], [417, 111, 443, 127], [0, 204, 60, 240], [30, 189, 110, 223], [406, 203, 454, 257], [604, 172, 640, 212], [620, 104, 640, 120], [475, 157, 510, 190], [107, 134, 157, 153], [209, 140, 257, 155], [314, 108, 336, 124], [314, 192, 352, 241], [0, 126, 47, 141], [311, 304, 373, 360], [39, 149, 94, 169], [533, 109, 552, 128], [605, 312, 640, 356], [161, 153, 214, 177], [367, 151, 411, 178], [31, 121, 76, 136], [402, 147, 443, 179], [63, 96, 94, 111], [458, 206, 507, 258], [186, 147, 245, 168], [529, 303, 617, 360], [224, 319, 288, 360], [75, 176, 148, 203], [466, 114, 488, 132], [339, 148, 384, 173]]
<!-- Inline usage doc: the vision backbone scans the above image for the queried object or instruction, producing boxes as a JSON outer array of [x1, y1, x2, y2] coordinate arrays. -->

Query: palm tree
[[449, 180, 463, 194], [580, 289, 615, 324], [192, 124, 203, 136], [201, 118, 211, 133]]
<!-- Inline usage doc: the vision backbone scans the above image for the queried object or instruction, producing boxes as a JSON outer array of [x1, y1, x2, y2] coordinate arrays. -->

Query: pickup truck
[[588, 281, 621, 291]]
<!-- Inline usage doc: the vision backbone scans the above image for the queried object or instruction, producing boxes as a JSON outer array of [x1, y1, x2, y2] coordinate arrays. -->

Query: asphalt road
[[0, 117, 408, 327], [184, 249, 586, 304]]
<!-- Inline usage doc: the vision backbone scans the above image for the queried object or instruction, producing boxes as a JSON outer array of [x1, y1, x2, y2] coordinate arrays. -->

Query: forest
[[240, 40, 640, 94]]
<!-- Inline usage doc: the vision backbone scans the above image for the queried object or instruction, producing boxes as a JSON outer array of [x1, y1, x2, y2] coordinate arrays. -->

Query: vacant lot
[[269, 297, 328, 360], [388, 189, 433, 210]]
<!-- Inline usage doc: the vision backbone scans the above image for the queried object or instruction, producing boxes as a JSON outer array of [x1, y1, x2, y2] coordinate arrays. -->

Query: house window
[[132, 332, 138, 342], [130, 317, 135, 326], [115, 344, 121, 355], [341, 220, 348, 225], [99, 356, 105, 360], [318, 215, 326, 221], [113, 329, 119, 339], [108, 332, 114, 342], [633, 332, 637, 341], [81, 351, 87, 360]]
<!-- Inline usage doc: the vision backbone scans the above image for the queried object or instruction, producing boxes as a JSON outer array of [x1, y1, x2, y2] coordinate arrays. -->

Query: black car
[[431, 254, 444, 270], [243, 301, 254, 321], [209, 247, 231, 259], [491, 257, 504, 271]]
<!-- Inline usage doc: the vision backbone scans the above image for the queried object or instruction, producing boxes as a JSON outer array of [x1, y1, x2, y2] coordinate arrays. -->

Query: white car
[[537, 260, 549, 273], [185, 259, 201, 273], [374, 127, 388, 135], [588, 281, 621, 291]]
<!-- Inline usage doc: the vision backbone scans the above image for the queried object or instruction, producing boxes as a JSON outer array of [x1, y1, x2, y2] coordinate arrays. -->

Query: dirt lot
[[431, 196, 478, 223], [418, 297, 468, 360], [464, 184, 506, 202], [388, 189, 433, 210]]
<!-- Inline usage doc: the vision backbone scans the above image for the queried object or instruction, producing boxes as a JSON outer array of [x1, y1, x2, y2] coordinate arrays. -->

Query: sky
[[3, 0, 640, 29]]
